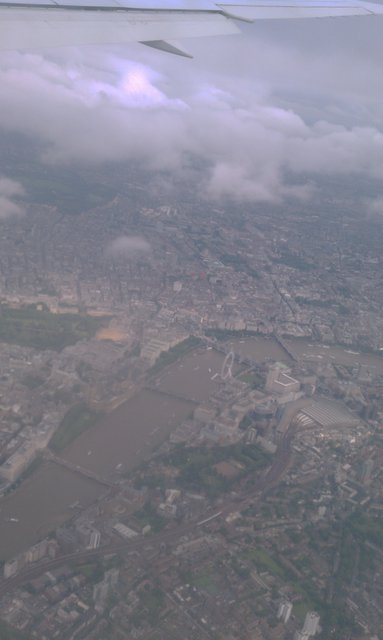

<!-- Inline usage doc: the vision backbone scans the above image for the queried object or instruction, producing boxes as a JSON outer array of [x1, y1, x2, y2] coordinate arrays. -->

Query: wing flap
[[141, 39, 193, 57]]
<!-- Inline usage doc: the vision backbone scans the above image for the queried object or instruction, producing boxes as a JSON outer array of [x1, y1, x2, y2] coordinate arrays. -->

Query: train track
[[0, 425, 296, 597]]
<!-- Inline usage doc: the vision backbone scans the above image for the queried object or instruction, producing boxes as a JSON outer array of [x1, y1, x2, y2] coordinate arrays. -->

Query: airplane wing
[[1, 0, 382, 54]]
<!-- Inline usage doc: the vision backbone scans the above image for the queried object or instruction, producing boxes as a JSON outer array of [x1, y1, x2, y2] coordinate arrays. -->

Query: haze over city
[[0, 9, 382, 640]]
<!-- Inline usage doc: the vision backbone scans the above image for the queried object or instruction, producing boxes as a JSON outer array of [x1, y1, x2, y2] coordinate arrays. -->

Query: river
[[223, 336, 291, 364], [0, 336, 380, 561], [63, 388, 194, 477], [0, 350, 230, 560], [0, 462, 105, 561], [154, 348, 238, 403], [225, 335, 383, 372]]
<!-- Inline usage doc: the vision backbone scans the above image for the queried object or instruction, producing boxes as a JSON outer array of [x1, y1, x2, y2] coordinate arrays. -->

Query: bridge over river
[[43, 451, 116, 489]]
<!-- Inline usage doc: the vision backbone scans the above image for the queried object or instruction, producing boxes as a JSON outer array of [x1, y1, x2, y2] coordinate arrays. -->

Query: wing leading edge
[[0, 0, 382, 52]]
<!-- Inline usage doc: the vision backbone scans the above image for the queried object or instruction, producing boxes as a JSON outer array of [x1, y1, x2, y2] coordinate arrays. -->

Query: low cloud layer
[[366, 196, 383, 215], [1, 15, 383, 205], [0, 176, 25, 218], [106, 235, 151, 258]]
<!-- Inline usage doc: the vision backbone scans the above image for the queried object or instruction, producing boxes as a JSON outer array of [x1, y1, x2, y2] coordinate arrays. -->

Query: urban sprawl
[[0, 159, 382, 640]]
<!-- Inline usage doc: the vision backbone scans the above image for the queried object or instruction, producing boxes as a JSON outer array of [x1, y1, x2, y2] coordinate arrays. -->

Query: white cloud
[[106, 235, 151, 258], [0, 177, 25, 218], [1, 17, 383, 205], [365, 196, 383, 215]]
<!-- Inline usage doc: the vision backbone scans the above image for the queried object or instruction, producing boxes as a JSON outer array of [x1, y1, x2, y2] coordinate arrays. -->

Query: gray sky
[[1, 11, 383, 216]]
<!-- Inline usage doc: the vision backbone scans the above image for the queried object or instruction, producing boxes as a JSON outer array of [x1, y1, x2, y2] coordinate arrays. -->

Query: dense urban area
[[0, 135, 382, 640]]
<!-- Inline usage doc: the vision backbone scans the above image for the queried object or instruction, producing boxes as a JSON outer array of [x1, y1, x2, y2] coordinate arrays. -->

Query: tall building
[[302, 611, 320, 636], [93, 568, 119, 613], [3, 557, 23, 579], [361, 458, 374, 486], [25, 539, 48, 563], [277, 600, 293, 623]]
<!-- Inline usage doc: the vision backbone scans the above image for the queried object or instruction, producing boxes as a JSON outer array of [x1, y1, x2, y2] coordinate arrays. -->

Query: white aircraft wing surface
[[0, 0, 382, 53]]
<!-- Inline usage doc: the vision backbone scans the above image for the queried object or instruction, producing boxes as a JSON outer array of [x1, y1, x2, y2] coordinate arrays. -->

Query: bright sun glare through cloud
[[120, 66, 166, 105]]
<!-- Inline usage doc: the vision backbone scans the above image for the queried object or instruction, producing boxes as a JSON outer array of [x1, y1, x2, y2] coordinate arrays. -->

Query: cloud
[[1, 16, 383, 205], [206, 162, 313, 204], [365, 196, 383, 215], [0, 176, 25, 218], [106, 235, 151, 258]]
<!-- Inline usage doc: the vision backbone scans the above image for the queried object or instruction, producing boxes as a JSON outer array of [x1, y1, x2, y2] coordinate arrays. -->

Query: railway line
[[0, 423, 296, 598]]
